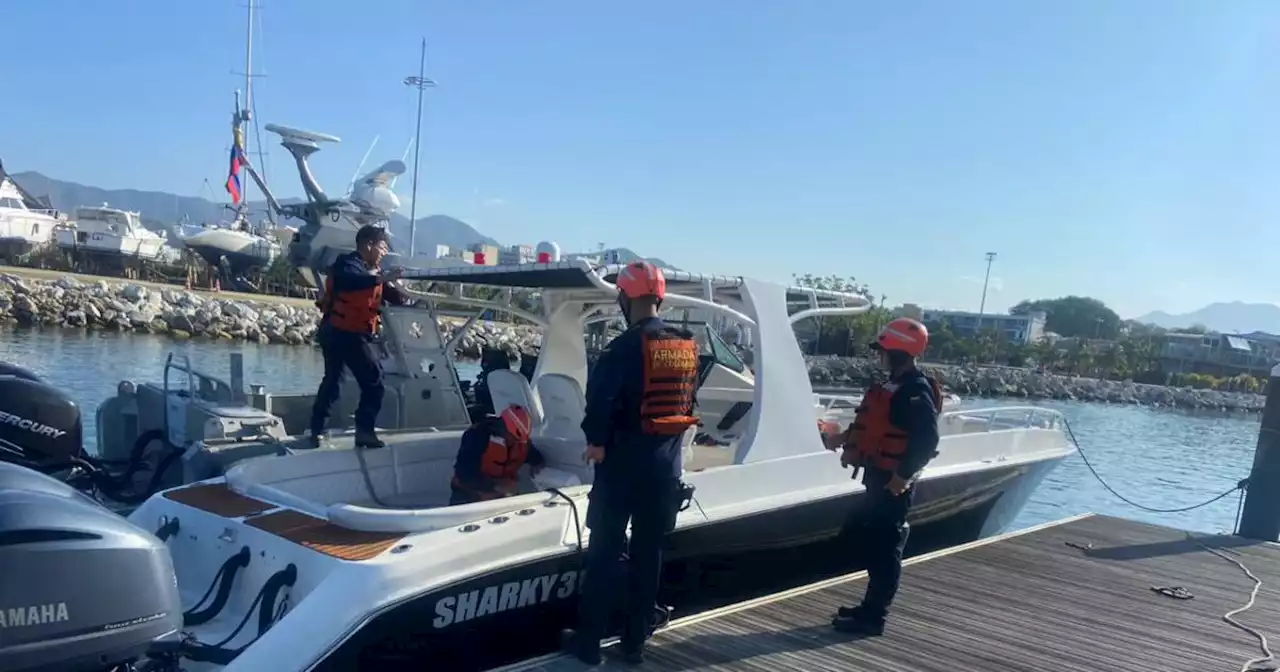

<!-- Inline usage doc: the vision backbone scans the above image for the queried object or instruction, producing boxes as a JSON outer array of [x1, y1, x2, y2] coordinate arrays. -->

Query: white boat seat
[[486, 369, 545, 427], [535, 373, 586, 440]]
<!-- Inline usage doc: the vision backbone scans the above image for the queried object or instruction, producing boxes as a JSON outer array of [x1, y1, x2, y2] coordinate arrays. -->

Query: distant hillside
[[1135, 302, 1280, 334], [11, 171, 499, 253]]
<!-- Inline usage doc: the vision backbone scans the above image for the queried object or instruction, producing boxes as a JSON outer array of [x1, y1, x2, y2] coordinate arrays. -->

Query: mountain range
[[9, 170, 670, 268], [1134, 302, 1280, 335]]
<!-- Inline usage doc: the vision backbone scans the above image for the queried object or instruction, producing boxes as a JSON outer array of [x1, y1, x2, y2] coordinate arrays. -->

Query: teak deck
[[161, 482, 274, 518], [502, 514, 1280, 672], [244, 509, 408, 561]]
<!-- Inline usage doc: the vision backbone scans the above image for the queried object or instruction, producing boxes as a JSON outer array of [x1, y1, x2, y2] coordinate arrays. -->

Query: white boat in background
[[177, 215, 282, 274], [55, 204, 168, 262], [0, 161, 60, 258]]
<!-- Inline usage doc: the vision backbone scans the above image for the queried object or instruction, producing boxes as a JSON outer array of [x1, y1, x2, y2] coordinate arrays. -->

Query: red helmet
[[615, 261, 666, 300], [500, 405, 533, 443], [871, 317, 929, 357]]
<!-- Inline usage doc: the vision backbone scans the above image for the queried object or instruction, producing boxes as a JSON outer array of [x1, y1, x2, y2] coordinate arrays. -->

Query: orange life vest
[[316, 276, 383, 335], [847, 376, 943, 471], [450, 422, 530, 499], [638, 329, 701, 436]]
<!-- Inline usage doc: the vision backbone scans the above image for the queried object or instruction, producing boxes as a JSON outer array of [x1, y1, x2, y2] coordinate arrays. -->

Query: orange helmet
[[500, 405, 533, 444], [871, 317, 929, 357], [615, 261, 666, 300]]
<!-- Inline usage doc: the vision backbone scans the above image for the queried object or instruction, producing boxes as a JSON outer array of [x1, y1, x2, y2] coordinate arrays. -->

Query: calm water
[[0, 327, 1260, 536]]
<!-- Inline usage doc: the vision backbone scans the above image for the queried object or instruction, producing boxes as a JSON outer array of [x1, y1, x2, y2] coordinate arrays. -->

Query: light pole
[[978, 251, 997, 323], [403, 38, 436, 259]]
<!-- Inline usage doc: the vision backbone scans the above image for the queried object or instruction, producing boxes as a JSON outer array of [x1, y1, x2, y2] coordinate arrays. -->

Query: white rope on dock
[[1198, 541, 1274, 672]]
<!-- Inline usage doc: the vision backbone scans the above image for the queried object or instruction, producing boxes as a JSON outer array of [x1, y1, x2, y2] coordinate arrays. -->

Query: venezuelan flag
[[225, 126, 245, 205]]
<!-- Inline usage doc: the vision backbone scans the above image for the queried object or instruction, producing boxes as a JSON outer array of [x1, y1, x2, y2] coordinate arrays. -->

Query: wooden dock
[[499, 514, 1280, 671]]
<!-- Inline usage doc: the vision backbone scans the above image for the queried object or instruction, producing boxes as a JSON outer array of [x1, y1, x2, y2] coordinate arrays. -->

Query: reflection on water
[[0, 327, 1262, 536]]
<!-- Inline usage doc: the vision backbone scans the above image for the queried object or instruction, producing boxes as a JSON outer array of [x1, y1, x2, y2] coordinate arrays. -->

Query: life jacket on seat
[[450, 417, 530, 500], [846, 375, 943, 472], [316, 276, 383, 335], [637, 328, 701, 436]]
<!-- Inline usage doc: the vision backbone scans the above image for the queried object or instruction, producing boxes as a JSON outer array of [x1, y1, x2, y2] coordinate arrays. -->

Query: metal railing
[[163, 353, 235, 404], [940, 405, 1065, 432]]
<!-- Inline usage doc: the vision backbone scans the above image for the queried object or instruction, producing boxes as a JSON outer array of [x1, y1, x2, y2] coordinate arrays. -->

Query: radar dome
[[535, 241, 560, 263]]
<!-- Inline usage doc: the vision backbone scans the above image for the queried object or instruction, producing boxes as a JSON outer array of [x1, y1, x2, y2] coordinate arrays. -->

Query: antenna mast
[[240, 0, 256, 209], [403, 38, 436, 258]]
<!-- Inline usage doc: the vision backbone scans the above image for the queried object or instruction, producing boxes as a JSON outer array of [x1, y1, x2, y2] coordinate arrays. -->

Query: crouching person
[[450, 404, 546, 505]]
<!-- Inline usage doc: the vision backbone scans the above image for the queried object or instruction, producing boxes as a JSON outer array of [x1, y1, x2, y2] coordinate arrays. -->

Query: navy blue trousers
[[573, 478, 681, 651], [309, 327, 384, 435], [843, 470, 912, 618]]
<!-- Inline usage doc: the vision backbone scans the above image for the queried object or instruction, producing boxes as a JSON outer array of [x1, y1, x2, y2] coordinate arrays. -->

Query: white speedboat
[[0, 161, 59, 257], [55, 204, 169, 262], [1, 122, 1074, 672], [112, 257, 1071, 672]]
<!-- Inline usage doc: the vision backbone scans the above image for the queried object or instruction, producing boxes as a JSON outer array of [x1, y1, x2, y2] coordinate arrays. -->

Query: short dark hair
[[356, 225, 389, 247]]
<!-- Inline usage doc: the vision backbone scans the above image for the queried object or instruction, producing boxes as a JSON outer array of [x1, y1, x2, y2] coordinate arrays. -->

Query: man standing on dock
[[307, 225, 408, 449], [831, 317, 942, 636], [561, 261, 699, 666]]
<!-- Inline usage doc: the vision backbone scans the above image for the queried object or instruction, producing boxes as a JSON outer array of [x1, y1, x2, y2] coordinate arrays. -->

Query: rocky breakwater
[[808, 356, 1266, 412], [0, 273, 544, 357], [0, 273, 320, 345]]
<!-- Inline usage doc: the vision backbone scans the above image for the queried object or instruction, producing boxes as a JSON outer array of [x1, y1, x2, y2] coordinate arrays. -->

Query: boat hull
[[180, 228, 280, 275], [312, 455, 1063, 672]]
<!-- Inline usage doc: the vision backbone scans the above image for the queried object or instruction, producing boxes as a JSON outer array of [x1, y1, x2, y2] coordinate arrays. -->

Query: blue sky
[[5, 0, 1280, 318]]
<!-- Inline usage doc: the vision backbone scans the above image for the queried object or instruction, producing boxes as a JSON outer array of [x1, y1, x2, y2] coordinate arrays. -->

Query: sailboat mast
[[239, 0, 255, 209]]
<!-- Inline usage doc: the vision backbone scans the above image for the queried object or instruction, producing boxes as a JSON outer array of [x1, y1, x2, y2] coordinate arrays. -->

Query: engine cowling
[[0, 375, 84, 471], [0, 462, 183, 671]]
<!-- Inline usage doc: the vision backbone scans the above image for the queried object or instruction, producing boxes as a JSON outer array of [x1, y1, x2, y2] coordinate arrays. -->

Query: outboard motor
[[0, 361, 41, 383], [0, 375, 84, 472], [0, 462, 183, 672]]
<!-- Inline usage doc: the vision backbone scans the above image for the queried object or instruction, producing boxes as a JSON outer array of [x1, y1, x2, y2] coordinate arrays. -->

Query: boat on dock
[[0, 119, 1074, 672]]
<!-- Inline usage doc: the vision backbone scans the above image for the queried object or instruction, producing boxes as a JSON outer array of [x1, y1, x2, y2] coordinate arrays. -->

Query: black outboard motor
[[0, 361, 42, 383], [0, 375, 85, 472], [0, 462, 183, 672]]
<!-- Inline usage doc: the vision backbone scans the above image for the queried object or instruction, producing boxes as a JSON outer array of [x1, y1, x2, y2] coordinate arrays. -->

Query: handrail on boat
[[940, 406, 1065, 432], [163, 353, 235, 402]]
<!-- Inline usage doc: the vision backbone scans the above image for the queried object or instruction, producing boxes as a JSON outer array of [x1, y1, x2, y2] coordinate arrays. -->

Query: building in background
[[468, 243, 500, 266], [499, 244, 535, 265], [1157, 331, 1280, 377], [919, 309, 1047, 345], [432, 244, 451, 259]]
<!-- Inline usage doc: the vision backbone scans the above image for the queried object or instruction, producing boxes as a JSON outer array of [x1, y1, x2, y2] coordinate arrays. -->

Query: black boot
[[832, 605, 886, 636], [559, 629, 602, 666], [616, 645, 645, 665], [354, 429, 385, 449]]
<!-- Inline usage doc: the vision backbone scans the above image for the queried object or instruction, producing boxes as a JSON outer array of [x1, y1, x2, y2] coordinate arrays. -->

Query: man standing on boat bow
[[308, 225, 410, 450], [829, 317, 942, 636], [562, 261, 699, 667]]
